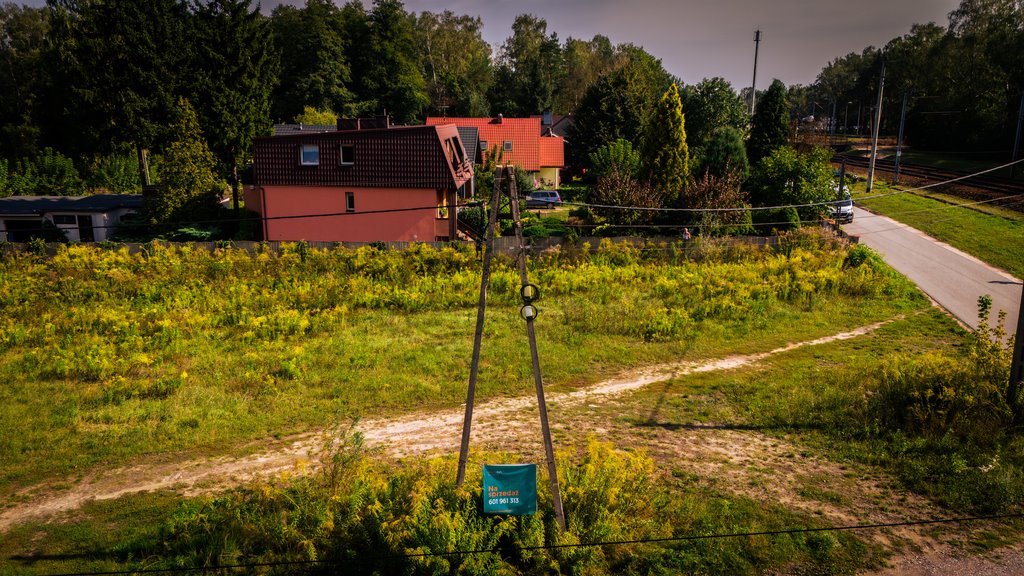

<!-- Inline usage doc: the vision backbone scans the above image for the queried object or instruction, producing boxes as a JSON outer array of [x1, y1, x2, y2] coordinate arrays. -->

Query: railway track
[[833, 155, 1024, 211]]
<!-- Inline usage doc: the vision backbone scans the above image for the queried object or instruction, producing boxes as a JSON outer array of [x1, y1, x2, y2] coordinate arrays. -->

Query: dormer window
[[300, 144, 320, 165], [340, 144, 355, 165]]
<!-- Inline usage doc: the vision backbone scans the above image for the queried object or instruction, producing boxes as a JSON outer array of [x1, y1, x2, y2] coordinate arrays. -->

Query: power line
[[6, 157, 1023, 239], [40, 513, 1024, 576]]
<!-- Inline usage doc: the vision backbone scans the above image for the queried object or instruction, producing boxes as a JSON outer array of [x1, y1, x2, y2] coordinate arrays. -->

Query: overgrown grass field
[[0, 235, 921, 492], [2, 233, 1019, 574]]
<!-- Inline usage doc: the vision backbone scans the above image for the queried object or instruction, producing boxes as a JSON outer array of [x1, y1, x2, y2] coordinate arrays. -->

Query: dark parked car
[[525, 190, 561, 209]]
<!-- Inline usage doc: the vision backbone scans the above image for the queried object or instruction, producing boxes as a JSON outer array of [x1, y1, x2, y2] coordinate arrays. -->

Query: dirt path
[[2, 319, 1020, 572]]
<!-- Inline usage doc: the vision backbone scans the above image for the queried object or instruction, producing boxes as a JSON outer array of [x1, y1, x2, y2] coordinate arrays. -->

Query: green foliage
[[0, 147, 83, 196], [553, 35, 617, 115], [153, 437, 860, 575], [752, 206, 801, 235], [293, 106, 338, 126], [748, 146, 834, 215], [856, 300, 1019, 512], [414, 11, 494, 117], [747, 79, 790, 165], [680, 77, 748, 149], [0, 239, 919, 490], [349, 0, 429, 125], [589, 168, 663, 227], [83, 148, 141, 194], [681, 170, 751, 236], [146, 99, 225, 226], [588, 138, 641, 180], [191, 0, 278, 189], [567, 48, 674, 170], [488, 14, 562, 117], [48, 0, 191, 158], [521, 214, 569, 238], [270, 0, 356, 122], [643, 83, 689, 204], [697, 126, 749, 181], [0, 4, 48, 159]]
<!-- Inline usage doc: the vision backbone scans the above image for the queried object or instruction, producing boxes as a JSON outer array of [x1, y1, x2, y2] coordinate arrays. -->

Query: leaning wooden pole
[[506, 167, 567, 532], [455, 175, 504, 488]]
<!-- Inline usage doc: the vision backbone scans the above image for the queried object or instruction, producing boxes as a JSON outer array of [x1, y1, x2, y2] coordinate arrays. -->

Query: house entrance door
[[77, 215, 95, 242]]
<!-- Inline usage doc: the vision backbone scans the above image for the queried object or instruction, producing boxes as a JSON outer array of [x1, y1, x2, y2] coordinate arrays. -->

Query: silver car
[[525, 190, 562, 209]]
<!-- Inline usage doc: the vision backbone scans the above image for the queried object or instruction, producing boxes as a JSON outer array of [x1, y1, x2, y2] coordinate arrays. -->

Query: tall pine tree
[[269, 0, 354, 122], [47, 0, 191, 185], [747, 79, 790, 165], [192, 0, 278, 214], [643, 82, 688, 205], [349, 0, 428, 124]]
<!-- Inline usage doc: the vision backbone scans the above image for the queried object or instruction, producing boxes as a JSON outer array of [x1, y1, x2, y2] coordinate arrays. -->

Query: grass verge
[[851, 182, 1024, 279]]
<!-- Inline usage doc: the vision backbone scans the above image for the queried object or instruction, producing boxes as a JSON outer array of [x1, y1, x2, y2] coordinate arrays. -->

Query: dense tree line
[[801, 0, 1024, 152], [20, 0, 1011, 237], [0, 1, 674, 182]]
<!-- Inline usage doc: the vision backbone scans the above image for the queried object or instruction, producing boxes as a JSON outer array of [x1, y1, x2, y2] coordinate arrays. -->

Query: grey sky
[[267, 0, 961, 90], [25, 0, 963, 91]]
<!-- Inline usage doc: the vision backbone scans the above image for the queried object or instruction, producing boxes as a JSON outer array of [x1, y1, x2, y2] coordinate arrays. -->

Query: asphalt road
[[843, 206, 1022, 336]]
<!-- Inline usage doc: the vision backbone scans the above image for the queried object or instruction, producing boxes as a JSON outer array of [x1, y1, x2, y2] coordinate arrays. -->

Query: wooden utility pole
[[456, 166, 566, 532], [456, 175, 503, 488], [1009, 286, 1024, 423]]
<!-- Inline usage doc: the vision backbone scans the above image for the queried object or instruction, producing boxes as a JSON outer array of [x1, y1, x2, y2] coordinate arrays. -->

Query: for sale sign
[[482, 464, 537, 515]]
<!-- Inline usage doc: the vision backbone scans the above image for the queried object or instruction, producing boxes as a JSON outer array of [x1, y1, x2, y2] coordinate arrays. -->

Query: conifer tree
[[747, 79, 791, 165], [193, 0, 278, 215], [642, 82, 688, 205], [148, 99, 223, 227]]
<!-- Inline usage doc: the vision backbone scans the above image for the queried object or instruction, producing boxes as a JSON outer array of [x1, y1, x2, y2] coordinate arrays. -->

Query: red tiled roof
[[539, 136, 564, 168], [425, 117, 563, 171], [254, 125, 472, 189]]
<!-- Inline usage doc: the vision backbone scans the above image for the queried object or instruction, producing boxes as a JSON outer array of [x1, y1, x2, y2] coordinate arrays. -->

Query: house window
[[345, 192, 355, 212], [340, 144, 355, 165], [437, 190, 448, 219], [452, 139, 465, 165], [53, 215, 76, 225], [445, 138, 464, 172], [503, 140, 513, 152], [300, 144, 320, 165], [479, 140, 488, 152]]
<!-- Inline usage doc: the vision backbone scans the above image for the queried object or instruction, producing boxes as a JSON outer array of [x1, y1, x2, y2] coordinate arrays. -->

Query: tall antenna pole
[[1012, 92, 1024, 178], [866, 58, 886, 193], [894, 91, 909, 184], [750, 30, 761, 115]]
